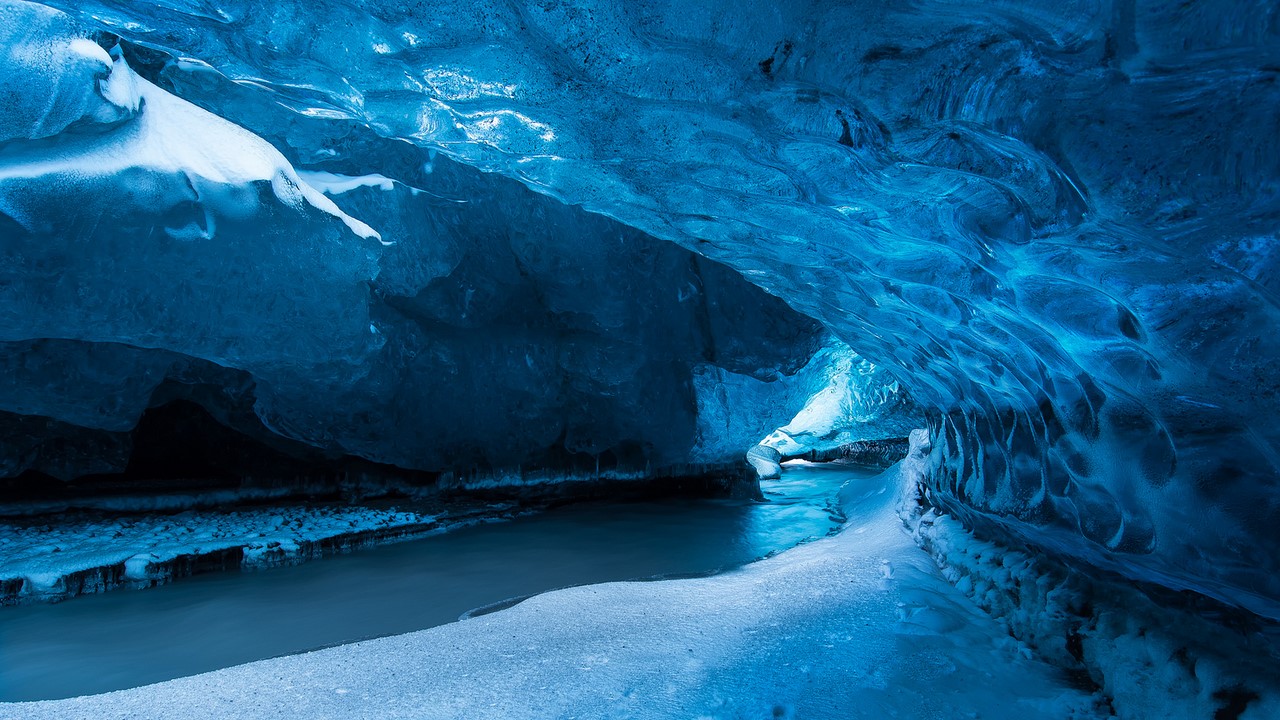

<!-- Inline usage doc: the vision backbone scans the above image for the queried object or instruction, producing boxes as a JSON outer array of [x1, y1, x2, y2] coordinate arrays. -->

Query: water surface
[[0, 463, 877, 701]]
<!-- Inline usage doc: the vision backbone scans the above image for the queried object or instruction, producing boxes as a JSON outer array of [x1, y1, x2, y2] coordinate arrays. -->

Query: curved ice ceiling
[[2, 0, 1278, 621]]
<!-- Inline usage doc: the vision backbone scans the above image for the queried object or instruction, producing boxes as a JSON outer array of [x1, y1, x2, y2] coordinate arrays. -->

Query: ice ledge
[[0, 505, 447, 605], [0, 462, 758, 606], [898, 431, 1280, 720]]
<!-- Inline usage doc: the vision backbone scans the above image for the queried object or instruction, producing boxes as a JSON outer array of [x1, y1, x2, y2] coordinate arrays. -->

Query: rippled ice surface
[[0, 463, 869, 701]]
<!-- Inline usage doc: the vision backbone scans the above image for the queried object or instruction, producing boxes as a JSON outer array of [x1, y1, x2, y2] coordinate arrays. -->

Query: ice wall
[[2, 0, 1278, 623], [0, 0, 834, 482]]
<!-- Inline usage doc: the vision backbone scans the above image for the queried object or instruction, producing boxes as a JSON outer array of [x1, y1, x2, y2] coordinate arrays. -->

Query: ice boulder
[[745, 444, 782, 481]]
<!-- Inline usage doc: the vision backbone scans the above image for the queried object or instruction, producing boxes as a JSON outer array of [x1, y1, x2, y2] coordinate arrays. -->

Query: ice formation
[[0, 0, 1278, 712], [0, 0, 858, 482], [0, 504, 436, 602], [7, 464, 1114, 719]]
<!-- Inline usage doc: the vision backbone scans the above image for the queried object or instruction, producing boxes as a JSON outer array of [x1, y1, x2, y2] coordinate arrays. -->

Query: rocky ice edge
[[0, 505, 438, 602]]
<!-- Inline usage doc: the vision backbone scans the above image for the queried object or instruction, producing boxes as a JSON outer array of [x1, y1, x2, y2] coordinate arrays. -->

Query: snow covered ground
[[4, 463, 1107, 719]]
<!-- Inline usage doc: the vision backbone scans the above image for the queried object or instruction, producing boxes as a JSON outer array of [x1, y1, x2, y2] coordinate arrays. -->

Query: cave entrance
[[739, 343, 920, 481]]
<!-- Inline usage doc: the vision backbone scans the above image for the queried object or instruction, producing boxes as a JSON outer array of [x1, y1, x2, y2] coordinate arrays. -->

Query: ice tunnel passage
[[1, 0, 1279, 716]]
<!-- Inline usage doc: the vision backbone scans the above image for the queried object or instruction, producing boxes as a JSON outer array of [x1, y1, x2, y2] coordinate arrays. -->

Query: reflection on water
[[0, 463, 877, 701]]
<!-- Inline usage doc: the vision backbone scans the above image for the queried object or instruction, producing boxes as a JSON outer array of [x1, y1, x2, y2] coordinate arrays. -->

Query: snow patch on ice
[[123, 553, 161, 581], [298, 170, 410, 196]]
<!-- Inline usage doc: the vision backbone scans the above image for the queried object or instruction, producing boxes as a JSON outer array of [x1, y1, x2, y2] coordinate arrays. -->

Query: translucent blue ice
[[2, 0, 1278, 620]]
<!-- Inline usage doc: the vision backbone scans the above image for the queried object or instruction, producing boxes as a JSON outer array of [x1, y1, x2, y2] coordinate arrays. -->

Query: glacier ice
[[0, 0, 847, 483], [0, 2, 388, 459], [36, 0, 1271, 624], [0, 0, 1277, 674]]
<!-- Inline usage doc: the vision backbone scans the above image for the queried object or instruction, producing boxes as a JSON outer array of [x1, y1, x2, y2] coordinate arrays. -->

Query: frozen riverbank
[[0, 503, 489, 605], [4, 463, 1105, 719], [0, 464, 852, 700], [0, 461, 755, 606]]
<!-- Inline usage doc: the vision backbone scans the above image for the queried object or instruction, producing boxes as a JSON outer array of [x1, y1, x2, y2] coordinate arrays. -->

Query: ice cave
[[0, 0, 1276, 717]]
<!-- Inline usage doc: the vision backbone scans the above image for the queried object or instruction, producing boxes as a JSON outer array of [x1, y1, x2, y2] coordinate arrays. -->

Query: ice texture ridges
[[2, 0, 1278, 622]]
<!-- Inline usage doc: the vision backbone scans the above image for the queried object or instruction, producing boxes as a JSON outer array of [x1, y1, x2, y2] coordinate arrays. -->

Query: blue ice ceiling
[[1, 0, 1278, 622]]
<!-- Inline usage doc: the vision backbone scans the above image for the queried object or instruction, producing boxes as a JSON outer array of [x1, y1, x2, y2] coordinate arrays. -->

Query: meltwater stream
[[0, 463, 875, 701]]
